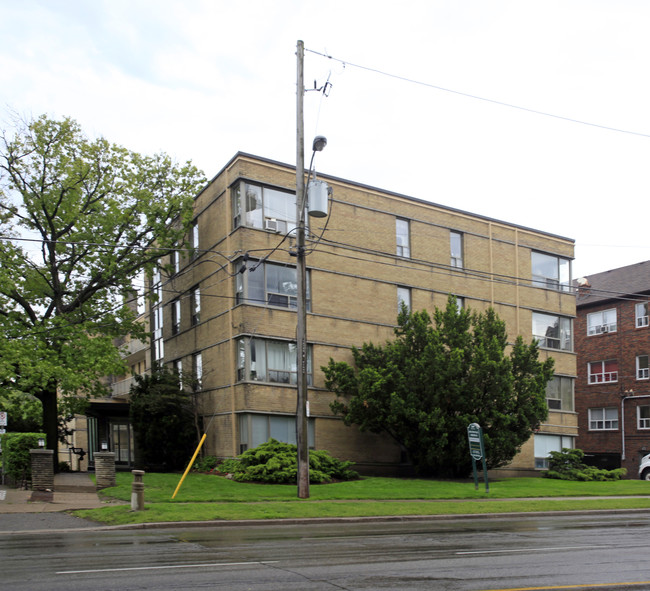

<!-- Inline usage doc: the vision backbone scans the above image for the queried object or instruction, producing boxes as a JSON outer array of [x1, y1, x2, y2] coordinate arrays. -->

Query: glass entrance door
[[111, 422, 134, 466]]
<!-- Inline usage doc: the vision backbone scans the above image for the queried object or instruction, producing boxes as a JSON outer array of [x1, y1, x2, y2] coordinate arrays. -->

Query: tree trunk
[[35, 384, 59, 474]]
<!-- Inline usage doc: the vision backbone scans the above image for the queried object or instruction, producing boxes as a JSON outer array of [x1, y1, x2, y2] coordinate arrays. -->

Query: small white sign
[[0, 412, 7, 427]]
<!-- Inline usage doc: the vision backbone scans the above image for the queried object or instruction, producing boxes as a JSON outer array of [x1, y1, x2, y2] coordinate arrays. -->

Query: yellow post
[[172, 433, 207, 499]]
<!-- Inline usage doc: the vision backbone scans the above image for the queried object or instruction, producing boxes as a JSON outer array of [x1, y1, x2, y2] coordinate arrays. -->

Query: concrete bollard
[[131, 469, 145, 511]]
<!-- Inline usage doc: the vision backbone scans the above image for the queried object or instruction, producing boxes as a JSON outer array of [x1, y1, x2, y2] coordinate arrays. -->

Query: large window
[[636, 302, 649, 328], [236, 261, 309, 310], [396, 218, 410, 258], [450, 231, 463, 268], [397, 286, 411, 313], [239, 413, 314, 453], [531, 251, 571, 291], [587, 309, 617, 335], [532, 312, 572, 351], [637, 355, 649, 380], [232, 181, 297, 234], [588, 360, 618, 384], [589, 407, 618, 430], [237, 338, 312, 385], [171, 299, 181, 335], [534, 434, 574, 469], [546, 376, 574, 411]]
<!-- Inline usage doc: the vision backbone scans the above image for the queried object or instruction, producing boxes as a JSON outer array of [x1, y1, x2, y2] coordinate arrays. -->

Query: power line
[[305, 47, 650, 140]]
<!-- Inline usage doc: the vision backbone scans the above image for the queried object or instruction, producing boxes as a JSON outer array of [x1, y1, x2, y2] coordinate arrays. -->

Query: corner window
[[587, 309, 617, 335], [237, 338, 312, 386], [636, 302, 649, 328], [450, 231, 463, 268], [397, 286, 411, 314], [235, 260, 309, 310], [545, 376, 574, 411], [531, 251, 571, 291], [638, 406, 650, 429], [637, 355, 649, 380], [239, 413, 314, 453], [588, 360, 618, 384], [396, 218, 410, 258], [532, 312, 572, 351], [589, 407, 618, 430], [232, 181, 296, 234]]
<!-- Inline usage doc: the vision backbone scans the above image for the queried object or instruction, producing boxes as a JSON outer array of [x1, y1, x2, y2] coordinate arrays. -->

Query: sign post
[[467, 422, 489, 493]]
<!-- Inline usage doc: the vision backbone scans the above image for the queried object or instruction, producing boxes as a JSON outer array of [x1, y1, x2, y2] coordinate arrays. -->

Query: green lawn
[[74, 472, 650, 526]]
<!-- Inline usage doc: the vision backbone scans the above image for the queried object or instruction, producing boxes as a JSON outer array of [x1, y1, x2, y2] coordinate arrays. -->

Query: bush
[[192, 455, 220, 473], [215, 439, 359, 484], [0, 432, 46, 485], [544, 448, 627, 481]]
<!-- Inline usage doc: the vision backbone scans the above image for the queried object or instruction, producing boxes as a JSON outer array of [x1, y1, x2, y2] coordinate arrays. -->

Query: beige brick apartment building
[[85, 152, 577, 475]]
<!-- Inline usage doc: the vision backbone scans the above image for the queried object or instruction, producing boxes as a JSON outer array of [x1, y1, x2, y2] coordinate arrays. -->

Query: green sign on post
[[467, 423, 489, 492]]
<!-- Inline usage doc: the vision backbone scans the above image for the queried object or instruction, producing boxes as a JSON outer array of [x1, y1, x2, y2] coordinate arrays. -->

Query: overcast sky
[[2, 0, 649, 279]]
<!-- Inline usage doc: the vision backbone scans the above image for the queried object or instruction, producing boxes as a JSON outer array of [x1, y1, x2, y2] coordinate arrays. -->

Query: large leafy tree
[[322, 296, 554, 477], [0, 114, 205, 461]]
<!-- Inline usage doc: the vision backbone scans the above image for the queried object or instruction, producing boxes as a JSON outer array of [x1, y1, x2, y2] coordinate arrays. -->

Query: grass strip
[[75, 497, 650, 526]]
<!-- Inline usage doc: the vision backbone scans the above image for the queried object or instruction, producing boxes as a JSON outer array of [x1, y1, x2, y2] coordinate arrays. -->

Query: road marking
[[457, 545, 609, 555], [57, 561, 278, 575], [481, 582, 650, 591]]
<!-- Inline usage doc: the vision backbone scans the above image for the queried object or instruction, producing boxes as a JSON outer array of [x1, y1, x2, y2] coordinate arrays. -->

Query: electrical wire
[[305, 47, 650, 140]]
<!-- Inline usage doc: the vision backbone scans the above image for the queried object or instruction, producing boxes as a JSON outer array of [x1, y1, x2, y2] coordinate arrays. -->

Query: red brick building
[[575, 261, 650, 477]]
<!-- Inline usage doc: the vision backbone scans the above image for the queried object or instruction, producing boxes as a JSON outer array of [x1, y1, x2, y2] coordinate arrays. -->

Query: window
[[636, 302, 649, 328], [397, 286, 411, 313], [532, 312, 572, 351], [172, 359, 183, 387], [587, 309, 617, 335], [239, 413, 314, 453], [588, 360, 618, 384], [531, 251, 571, 291], [235, 261, 309, 310], [545, 376, 574, 411], [637, 355, 649, 380], [191, 286, 201, 325], [232, 181, 297, 234], [638, 406, 650, 429], [171, 299, 181, 335], [152, 267, 164, 362], [534, 434, 574, 469], [192, 352, 203, 390], [589, 407, 618, 430], [192, 221, 199, 250], [237, 338, 312, 385], [396, 218, 410, 258], [450, 231, 463, 268], [172, 249, 180, 275], [455, 296, 464, 312]]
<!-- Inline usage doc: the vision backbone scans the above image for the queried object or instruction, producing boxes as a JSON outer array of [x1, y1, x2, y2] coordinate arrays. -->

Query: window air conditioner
[[265, 218, 279, 232], [600, 325, 608, 334]]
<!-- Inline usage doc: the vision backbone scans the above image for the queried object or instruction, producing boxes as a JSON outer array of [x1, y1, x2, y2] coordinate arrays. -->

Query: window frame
[[587, 308, 617, 336], [532, 311, 573, 351], [192, 352, 203, 391], [231, 180, 297, 234], [450, 231, 463, 268], [397, 286, 411, 314], [534, 433, 574, 469], [191, 286, 201, 326], [638, 406, 650, 430], [531, 251, 571, 292], [170, 298, 181, 335], [235, 260, 309, 311], [396, 218, 410, 258], [637, 355, 649, 380], [545, 375, 574, 412], [588, 360, 619, 384], [238, 413, 315, 453], [236, 338, 312, 386], [588, 407, 619, 431], [636, 302, 649, 328]]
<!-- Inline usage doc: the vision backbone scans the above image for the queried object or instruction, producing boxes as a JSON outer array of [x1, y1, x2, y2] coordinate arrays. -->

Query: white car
[[639, 453, 650, 480]]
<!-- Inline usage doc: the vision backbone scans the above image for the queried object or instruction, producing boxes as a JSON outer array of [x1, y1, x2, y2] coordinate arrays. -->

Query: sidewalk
[[0, 472, 121, 513]]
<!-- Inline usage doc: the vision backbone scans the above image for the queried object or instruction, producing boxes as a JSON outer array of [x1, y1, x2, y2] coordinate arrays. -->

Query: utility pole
[[295, 39, 309, 499]]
